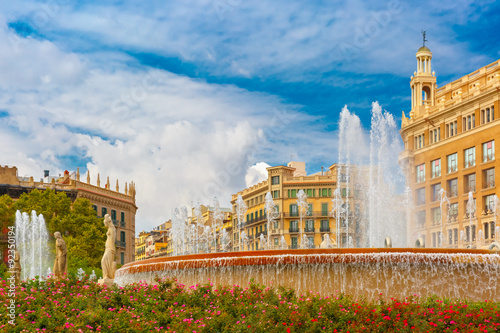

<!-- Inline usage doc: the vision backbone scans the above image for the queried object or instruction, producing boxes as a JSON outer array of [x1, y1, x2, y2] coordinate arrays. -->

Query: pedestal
[[98, 278, 114, 288]]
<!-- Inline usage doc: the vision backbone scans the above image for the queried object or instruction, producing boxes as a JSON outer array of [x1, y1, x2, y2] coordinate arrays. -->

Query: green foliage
[[0, 194, 15, 231]]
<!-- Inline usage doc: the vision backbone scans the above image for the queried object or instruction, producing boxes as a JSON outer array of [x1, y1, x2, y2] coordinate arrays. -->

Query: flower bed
[[1, 276, 499, 332]]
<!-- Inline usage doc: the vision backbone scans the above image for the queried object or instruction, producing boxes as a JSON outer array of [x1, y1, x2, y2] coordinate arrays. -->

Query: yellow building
[[135, 231, 150, 261], [190, 205, 233, 253], [231, 161, 365, 251], [399, 43, 500, 248]]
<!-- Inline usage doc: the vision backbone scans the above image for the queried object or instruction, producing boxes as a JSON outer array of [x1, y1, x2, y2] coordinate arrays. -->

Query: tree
[[10, 189, 106, 272], [0, 195, 15, 233]]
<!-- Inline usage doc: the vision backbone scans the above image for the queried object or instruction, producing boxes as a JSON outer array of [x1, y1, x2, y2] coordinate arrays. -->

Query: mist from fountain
[[15, 210, 52, 281], [438, 188, 450, 247], [264, 192, 279, 249], [466, 191, 476, 246], [338, 102, 405, 248]]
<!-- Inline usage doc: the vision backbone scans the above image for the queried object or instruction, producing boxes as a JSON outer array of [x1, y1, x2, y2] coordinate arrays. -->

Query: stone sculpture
[[13, 250, 21, 284], [53, 232, 68, 278], [320, 234, 334, 249], [99, 214, 117, 287]]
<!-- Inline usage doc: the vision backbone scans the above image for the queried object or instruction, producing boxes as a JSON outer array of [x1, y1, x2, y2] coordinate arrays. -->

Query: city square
[[1, 1, 499, 331]]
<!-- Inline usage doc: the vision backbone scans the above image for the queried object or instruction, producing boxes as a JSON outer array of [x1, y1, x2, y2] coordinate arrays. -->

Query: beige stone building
[[399, 44, 500, 248], [0, 165, 137, 264]]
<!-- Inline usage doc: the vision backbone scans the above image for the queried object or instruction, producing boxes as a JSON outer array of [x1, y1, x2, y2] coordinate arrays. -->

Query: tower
[[410, 31, 436, 118]]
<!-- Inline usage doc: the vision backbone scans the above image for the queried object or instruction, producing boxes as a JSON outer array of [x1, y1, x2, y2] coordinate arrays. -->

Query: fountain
[[15, 210, 52, 281], [115, 102, 500, 301]]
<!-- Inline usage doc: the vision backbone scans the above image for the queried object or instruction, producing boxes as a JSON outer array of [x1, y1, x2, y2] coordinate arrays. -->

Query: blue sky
[[1, 0, 499, 230]]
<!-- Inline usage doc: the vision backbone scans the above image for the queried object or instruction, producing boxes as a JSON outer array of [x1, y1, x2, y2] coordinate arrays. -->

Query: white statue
[[99, 214, 117, 286]]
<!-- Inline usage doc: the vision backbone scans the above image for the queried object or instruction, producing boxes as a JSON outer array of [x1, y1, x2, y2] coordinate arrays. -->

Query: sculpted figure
[[13, 250, 21, 283], [101, 214, 117, 280], [320, 234, 334, 249], [53, 232, 68, 277]]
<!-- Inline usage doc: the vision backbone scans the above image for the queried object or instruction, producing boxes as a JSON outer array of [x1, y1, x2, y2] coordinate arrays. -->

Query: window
[[274, 238, 279, 246], [431, 207, 441, 224], [305, 220, 314, 232], [447, 178, 458, 197], [120, 252, 124, 265], [491, 222, 496, 239], [463, 114, 475, 131], [101, 207, 107, 217], [431, 159, 441, 178], [416, 188, 425, 205], [430, 128, 440, 144], [483, 168, 495, 188], [321, 203, 328, 216], [464, 147, 475, 168], [447, 120, 458, 137], [415, 134, 425, 149], [121, 212, 125, 223], [431, 183, 442, 202], [341, 188, 347, 197], [320, 220, 329, 231], [454, 228, 458, 244], [481, 107, 495, 124], [289, 204, 298, 217], [416, 211, 426, 228], [306, 189, 313, 197], [111, 209, 117, 220], [416, 164, 425, 183], [449, 203, 458, 220], [289, 189, 297, 198], [307, 204, 313, 216], [464, 173, 476, 192], [291, 236, 298, 249], [485, 223, 490, 239], [120, 231, 126, 242], [447, 153, 457, 173], [92, 205, 97, 214], [271, 176, 280, 185], [485, 194, 496, 212], [307, 236, 314, 248], [272, 190, 280, 198], [483, 140, 495, 162]]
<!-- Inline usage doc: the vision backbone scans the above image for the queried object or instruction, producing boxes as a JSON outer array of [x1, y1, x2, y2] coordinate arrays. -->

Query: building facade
[[399, 45, 500, 248], [230, 161, 366, 251], [0, 166, 137, 264]]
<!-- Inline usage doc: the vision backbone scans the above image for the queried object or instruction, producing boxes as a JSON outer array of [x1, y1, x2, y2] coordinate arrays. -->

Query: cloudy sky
[[1, 0, 499, 232]]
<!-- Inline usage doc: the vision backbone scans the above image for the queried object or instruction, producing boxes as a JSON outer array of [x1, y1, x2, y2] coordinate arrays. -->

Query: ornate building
[[399, 43, 500, 248], [230, 162, 367, 251], [0, 165, 137, 264]]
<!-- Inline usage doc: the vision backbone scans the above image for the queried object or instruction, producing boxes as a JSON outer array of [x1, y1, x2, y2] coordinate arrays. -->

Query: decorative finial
[[76, 167, 80, 181], [97, 173, 100, 187], [87, 170, 90, 184], [116, 179, 119, 192], [421, 30, 428, 47], [106, 176, 110, 189], [125, 182, 128, 195]]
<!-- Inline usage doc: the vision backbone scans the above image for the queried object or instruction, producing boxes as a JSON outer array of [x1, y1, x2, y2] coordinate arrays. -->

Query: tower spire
[[421, 30, 428, 47]]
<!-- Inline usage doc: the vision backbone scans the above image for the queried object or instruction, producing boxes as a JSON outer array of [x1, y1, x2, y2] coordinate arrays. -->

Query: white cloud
[[245, 162, 270, 188], [0, 19, 337, 232]]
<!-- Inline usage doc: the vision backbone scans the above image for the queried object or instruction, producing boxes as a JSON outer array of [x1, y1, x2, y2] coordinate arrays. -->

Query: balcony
[[112, 219, 119, 227], [289, 227, 299, 233], [115, 241, 126, 248], [304, 227, 315, 233], [320, 227, 330, 232], [120, 221, 126, 227], [255, 231, 268, 238]]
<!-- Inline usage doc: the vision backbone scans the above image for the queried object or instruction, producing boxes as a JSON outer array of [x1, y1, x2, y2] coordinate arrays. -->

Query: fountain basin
[[115, 248, 500, 301]]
